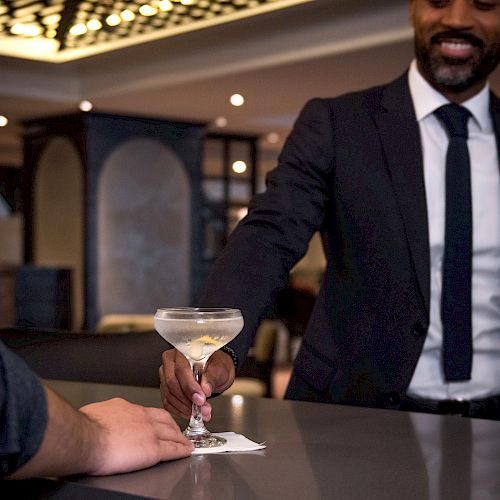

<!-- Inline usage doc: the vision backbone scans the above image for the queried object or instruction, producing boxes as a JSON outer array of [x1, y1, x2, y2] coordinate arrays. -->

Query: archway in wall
[[97, 138, 191, 318], [35, 136, 84, 329]]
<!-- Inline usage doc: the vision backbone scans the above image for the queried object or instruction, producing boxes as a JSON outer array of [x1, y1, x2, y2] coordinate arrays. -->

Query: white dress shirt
[[407, 60, 500, 400]]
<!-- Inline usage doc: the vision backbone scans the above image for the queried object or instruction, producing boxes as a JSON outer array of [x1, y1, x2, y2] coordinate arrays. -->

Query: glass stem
[[188, 362, 206, 432]]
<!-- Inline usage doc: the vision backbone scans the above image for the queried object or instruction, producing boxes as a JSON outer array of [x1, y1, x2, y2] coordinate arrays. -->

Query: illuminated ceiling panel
[[0, 0, 312, 62]]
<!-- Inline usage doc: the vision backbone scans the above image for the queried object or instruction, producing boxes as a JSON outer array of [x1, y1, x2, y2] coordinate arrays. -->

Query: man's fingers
[[160, 351, 200, 407], [146, 406, 182, 427], [200, 403, 212, 422], [147, 413, 191, 445], [158, 439, 194, 460], [144, 409, 194, 459], [174, 361, 205, 403], [163, 396, 191, 420], [159, 373, 192, 419], [159, 349, 209, 420], [159, 348, 233, 424], [203, 350, 236, 394]]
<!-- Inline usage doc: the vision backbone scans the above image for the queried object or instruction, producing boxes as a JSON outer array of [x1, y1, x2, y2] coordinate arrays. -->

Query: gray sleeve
[[0, 340, 48, 478]]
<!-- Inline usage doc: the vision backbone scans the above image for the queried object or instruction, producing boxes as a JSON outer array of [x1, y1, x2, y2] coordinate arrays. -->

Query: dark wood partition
[[22, 112, 206, 329]]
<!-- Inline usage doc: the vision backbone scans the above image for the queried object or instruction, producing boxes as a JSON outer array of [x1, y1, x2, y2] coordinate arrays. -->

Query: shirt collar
[[408, 59, 492, 133]]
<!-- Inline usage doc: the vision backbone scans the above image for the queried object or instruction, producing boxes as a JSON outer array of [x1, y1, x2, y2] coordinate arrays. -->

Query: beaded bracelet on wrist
[[220, 345, 238, 369]]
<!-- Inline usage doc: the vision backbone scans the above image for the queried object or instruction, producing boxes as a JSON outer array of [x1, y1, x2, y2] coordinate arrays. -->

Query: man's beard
[[415, 31, 500, 93]]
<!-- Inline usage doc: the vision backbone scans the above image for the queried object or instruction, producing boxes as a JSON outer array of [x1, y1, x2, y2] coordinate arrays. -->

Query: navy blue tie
[[434, 104, 473, 382]]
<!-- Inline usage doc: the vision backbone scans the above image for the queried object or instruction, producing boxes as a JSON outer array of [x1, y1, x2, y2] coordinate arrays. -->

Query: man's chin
[[433, 71, 476, 92], [430, 58, 477, 88]]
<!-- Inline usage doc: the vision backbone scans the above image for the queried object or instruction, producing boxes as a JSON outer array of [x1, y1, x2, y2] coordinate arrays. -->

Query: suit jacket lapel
[[490, 92, 500, 154], [373, 74, 430, 314]]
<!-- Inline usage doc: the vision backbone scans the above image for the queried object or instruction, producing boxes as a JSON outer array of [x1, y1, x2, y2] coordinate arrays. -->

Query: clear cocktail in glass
[[154, 307, 244, 448]]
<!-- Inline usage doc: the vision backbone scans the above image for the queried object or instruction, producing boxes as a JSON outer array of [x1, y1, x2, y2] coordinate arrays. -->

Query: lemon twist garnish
[[197, 335, 218, 345]]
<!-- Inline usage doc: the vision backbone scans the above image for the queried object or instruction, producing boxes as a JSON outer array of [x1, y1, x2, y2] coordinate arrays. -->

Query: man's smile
[[431, 31, 484, 61], [439, 40, 474, 59]]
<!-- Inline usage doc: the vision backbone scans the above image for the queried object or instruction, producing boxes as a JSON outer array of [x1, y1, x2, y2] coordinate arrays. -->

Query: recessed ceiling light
[[0, 115, 8, 127], [232, 160, 247, 174], [266, 132, 280, 144], [214, 116, 228, 128], [230, 93, 245, 107]]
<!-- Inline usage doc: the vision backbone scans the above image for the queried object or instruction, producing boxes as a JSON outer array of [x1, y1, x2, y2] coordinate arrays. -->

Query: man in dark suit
[[160, 0, 500, 420]]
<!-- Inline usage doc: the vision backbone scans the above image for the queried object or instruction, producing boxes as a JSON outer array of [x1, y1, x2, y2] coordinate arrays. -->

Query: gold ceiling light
[[158, 1, 173, 12], [120, 8, 136, 20], [105, 13, 121, 26], [138, 4, 157, 17], [0, 0, 312, 62]]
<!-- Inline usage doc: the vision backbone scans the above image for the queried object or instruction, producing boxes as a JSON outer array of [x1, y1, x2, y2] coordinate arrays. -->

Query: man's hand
[[80, 398, 194, 475], [159, 349, 236, 421], [10, 385, 194, 479]]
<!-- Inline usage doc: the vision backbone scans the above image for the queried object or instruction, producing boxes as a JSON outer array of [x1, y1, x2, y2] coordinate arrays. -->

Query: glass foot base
[[185, 430, 227, 448]]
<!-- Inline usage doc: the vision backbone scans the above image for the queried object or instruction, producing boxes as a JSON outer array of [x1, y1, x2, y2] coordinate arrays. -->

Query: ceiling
[[0, 0, 499, 169], [0, 0, 312, 61]]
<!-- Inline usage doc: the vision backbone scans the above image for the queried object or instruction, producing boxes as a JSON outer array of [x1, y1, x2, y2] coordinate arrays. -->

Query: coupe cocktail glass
[[154, 307, 244, 448]]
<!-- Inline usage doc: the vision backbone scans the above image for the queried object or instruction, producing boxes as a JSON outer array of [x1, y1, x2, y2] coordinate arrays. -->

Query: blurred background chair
[[15, 265, 72, 330], [0, 327, 165, 387], [0, 317, 290, 399], [96, 314, 155, 333], [230, 319, 289, 398]]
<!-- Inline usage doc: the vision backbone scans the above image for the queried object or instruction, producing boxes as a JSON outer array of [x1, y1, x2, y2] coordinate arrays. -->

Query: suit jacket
[[201, 72, 500, 410]]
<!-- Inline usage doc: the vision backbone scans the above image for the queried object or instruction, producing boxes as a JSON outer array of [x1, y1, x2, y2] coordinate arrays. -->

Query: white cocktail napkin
[[191, 432, 266, 455]]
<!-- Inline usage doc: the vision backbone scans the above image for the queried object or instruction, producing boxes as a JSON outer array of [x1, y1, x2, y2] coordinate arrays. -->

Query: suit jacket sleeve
[[0, 340, 48, 477], [200, 98, 335, 369]]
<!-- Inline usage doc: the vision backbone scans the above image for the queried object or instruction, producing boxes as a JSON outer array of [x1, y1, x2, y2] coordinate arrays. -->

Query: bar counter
[[4, 380, 500, 499]]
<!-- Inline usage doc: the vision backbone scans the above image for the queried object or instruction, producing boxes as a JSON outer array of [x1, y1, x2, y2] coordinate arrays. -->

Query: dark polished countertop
[[4, 381, 500, 499]]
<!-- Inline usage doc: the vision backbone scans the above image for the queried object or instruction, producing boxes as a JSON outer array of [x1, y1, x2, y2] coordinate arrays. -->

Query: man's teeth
[[441, 41, 472, 50]]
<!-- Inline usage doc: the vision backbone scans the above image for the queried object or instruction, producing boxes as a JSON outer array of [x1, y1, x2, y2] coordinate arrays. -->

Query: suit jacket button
[[388, 392, 401, 405], [412, 322, 426, 337]]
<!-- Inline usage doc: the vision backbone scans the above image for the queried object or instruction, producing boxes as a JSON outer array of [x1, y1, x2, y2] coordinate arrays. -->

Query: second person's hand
[[159, 348, 236, 422]]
